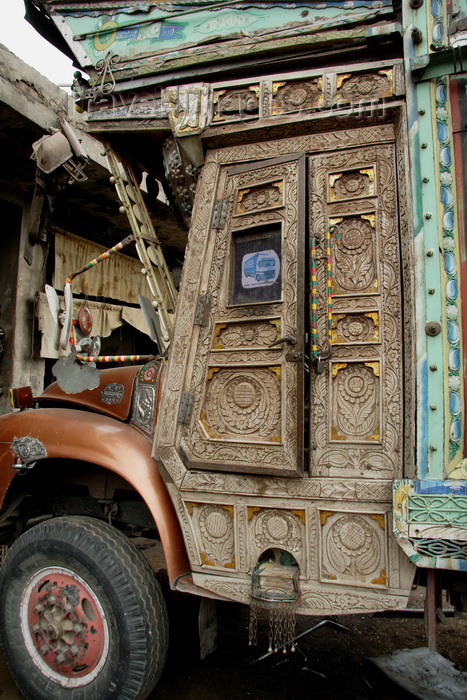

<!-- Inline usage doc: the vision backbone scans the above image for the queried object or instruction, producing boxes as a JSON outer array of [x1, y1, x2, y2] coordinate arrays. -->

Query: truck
[[1, 1, 467, 698], [243, 251, 279, 283]]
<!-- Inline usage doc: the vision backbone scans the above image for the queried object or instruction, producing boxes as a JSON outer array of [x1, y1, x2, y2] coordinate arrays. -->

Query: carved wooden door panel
[[179, 154, 306, 476], [308, 142, 403, 480]]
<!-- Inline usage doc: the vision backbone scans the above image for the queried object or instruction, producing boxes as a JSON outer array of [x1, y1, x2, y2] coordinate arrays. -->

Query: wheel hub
[[23, 567, 109, 684]]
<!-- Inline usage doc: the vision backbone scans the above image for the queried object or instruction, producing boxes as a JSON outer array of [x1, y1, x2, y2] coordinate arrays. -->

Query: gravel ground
[[2, 590, 467, 699]]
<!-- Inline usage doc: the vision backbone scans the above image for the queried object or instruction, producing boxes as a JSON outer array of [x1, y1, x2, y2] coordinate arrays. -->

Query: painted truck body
[[1, 1, 467, 698]]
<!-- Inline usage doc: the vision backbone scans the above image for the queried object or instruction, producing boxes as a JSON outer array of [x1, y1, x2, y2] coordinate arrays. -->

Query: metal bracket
[[194, 294, 211, 326], [178, 392, 194, 424], [211, 199, 228, 229], [286, 352, 303, 362]]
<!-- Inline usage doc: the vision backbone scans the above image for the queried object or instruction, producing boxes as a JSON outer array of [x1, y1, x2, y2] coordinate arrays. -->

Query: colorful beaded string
[[310, 226, 339, 358], [65, 234, 135, 285], [63, 234, 135, 348], [76, 354, 156, 363]]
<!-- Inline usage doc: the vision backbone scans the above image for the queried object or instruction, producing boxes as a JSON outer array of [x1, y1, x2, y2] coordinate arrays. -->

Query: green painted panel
[[58, 2, 394, 71]]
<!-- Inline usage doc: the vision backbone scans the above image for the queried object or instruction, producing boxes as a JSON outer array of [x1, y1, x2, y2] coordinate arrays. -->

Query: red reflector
[[9, 387, 34, 409]]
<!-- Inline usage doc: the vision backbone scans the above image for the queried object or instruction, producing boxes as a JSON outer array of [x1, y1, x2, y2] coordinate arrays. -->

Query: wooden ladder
[[104, 143, 178, 351]]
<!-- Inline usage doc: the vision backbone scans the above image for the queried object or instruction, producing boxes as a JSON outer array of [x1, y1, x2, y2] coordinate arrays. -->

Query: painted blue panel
[[414, 480, 467, 495]]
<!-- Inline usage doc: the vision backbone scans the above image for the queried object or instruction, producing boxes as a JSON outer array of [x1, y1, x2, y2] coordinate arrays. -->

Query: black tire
[[0, 515, 168, 700]]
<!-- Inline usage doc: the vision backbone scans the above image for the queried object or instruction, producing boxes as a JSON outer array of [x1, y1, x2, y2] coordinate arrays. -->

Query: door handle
[[269, 334, 297, 348]]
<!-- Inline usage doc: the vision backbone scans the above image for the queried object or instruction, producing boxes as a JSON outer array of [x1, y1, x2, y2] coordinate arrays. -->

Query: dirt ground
[[2, 590, 467, 700]]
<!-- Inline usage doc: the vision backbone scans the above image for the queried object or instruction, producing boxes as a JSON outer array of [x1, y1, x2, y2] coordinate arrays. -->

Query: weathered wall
[[0, 44, 107, 414]]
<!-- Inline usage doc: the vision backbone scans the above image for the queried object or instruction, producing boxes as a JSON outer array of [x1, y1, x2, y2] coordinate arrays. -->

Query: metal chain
[[248, 603, 258, 646]]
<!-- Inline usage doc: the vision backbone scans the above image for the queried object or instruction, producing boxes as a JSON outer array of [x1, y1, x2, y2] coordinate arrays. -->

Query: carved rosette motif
[[202, 368, 281, 440], [213, 86, 260, 122], [332, 313, 378, 344], [330, 169, 374, 201], [320, 511, 387, 587], [331, 363, 379, 441], [236, 181, 283, 215], [214, 320, 279, 349], [272, 79, 322, 114], [335, 71, 392, 105], [332, 216, 377, 293], [187, 502, 236, 568], [247, 508, 305, 570]]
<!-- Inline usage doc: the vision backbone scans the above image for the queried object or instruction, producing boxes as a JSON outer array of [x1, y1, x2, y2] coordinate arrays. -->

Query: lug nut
[[70, 645, 79, 656], [34, 604, 44, 614], [32, 623, 41, 634], [47, 595, 57, 605], [40, 644, 49, 655], [56, 652, 66, 664]]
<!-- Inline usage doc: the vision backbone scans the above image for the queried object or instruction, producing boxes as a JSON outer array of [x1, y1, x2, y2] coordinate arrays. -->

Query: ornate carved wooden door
[[308, 142, 403, 480], [176, 136, 402, 482], [179, 154, 306, 477]]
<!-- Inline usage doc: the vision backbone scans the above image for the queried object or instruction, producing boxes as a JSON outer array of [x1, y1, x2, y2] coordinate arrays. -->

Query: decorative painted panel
[[54, 4, 397, 80], [407, 494, 467, 526], [319, 510, 387, 587], [394, 481, 467, 570], [435, 76, 463, 469]]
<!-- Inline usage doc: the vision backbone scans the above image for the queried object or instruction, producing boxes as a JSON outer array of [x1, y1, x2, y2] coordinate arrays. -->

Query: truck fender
[[0, 407, 190, 585]]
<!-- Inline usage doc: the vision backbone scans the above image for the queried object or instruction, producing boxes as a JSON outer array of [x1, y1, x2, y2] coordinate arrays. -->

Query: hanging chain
[[248, 602, 258, 647]]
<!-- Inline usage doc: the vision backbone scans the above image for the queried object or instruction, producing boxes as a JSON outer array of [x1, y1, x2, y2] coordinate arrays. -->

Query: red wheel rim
[[22, 567, 109, 687]]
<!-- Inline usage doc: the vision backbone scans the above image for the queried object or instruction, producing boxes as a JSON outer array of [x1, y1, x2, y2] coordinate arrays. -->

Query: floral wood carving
[[320, 511, 387, 587]]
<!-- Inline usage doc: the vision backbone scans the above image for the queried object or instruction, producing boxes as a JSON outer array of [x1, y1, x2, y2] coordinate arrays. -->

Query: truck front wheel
[[0, 515, 168, 699]]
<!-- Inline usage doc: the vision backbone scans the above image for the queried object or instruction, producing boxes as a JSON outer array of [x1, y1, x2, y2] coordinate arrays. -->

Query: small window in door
[[230, 224, 282, 306]]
